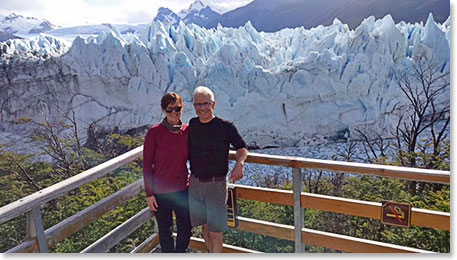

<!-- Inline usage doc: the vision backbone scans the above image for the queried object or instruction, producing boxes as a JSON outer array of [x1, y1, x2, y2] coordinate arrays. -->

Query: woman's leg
[[173, 188, 191, 253], [154, 193, 174, 253]]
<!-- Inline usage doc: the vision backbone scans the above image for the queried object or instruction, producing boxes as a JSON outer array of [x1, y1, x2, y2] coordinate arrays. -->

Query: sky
[[0, 0, 253, 27]]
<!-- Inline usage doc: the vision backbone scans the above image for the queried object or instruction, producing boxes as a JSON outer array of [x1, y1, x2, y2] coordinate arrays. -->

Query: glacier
[[0, 13, 450, 150]]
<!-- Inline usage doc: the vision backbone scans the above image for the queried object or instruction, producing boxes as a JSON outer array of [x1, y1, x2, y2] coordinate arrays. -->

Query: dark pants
[[154, 188, 191, 253]]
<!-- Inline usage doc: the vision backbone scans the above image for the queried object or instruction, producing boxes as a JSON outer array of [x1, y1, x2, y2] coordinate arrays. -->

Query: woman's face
[[162, 100, 183, 124]]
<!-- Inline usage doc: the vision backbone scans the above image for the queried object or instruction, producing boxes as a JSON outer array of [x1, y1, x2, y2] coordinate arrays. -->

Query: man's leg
[[202, 224, 211, 252], [204, 179, 228, 253], [202, 224, 223, 253], [189, 176, 210, 252], [208, 231, 223, 253]]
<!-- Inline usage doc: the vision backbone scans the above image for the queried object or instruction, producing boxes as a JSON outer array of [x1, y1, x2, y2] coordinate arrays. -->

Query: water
[[231, 142, 370, 186]]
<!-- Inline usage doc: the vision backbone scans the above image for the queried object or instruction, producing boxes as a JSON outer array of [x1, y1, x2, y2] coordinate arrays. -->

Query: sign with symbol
[[381, 201, 411, 227], [227, 185, 238, 228]]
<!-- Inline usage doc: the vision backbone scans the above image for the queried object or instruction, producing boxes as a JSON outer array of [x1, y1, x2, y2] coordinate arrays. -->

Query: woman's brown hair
[[161, 92, 183, 109]]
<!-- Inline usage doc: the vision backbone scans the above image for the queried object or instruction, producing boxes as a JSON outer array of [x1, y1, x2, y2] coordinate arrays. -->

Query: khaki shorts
[[188, 175, 228, 232]]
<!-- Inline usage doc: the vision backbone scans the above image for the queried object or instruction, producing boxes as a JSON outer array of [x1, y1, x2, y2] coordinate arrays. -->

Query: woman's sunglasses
[[164, 106, 182, 113]]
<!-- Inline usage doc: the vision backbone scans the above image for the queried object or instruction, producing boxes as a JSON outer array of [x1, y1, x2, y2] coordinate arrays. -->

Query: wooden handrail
[[0, 146, 143, 224], [133, 232, 261, 253], [81, 207, 152, 253], [6, 179, 145, 253], [1, 147, 449, 225], [0, 146, 450, 253], [131, 233, 159, 253], [234, 184, 450, 230], [230, 151, 450, 184], [8, 181, 449, 253], [183, 235, 262, 253], [236, 217, 431, 253]]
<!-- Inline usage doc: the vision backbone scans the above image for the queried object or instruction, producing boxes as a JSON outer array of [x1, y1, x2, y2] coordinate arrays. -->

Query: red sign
[[381, 201, 411, 227]]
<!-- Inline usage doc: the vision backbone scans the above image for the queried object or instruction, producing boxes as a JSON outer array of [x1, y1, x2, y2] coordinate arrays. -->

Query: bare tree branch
[[7, 155, 41, 191]]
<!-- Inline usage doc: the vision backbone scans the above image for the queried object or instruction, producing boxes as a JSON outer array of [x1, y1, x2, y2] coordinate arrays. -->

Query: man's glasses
[[164, 106, 182, 113], [193, 101, 212, 107]]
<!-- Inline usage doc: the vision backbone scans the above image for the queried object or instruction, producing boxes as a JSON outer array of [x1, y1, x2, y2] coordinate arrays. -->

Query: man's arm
[[229, 148, 248, 182]]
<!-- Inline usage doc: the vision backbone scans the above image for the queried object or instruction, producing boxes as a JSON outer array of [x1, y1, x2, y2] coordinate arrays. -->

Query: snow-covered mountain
[[0, 14, 450, 151], [181, 6, 221, 27], [48, 23, 147, 35], [154, 0, 222, 28], [154, 7, 182, 25], [207, 0, 450, 32], [0, 12, 146, 44], [0, 13, 56, 35], [178, 0, 221, 16], [153, 0, 449, 32], [45, 23, 148, 44], [0, 31, 21, 41]]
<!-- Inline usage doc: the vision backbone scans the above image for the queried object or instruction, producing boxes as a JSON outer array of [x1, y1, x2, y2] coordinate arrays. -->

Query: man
[[188, 86, 248, 253]]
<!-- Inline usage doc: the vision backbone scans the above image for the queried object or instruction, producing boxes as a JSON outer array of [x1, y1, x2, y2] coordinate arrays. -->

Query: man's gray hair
[[193, 86, 215, 101]]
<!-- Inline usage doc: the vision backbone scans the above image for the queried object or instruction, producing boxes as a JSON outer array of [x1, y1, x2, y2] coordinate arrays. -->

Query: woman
[[142, 92, 191, 253]]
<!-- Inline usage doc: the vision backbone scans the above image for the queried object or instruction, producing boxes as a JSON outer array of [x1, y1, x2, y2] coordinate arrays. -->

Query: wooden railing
[[0, 146, 450, 253]]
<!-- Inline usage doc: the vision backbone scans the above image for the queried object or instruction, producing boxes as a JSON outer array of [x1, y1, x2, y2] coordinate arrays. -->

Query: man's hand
[[146, 195, 158, 211], [229, 148, 248, 183], [229, 162, 244, 182]]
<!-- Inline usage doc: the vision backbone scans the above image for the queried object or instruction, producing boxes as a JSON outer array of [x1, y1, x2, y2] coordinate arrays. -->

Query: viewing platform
[[0, 146, 450, 253]]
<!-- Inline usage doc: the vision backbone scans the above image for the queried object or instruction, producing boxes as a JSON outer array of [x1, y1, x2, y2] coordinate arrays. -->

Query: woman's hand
[[147, 195, 158, 211]]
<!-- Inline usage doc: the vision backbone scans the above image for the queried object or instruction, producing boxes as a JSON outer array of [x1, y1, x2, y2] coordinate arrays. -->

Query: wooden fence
[[0, 146, 450, 253]]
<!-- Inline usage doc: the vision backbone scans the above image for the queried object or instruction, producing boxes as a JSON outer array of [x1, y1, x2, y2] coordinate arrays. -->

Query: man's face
[[193, 93, 215, 123]]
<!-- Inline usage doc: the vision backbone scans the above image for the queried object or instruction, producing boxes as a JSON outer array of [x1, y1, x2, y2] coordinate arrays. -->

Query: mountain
[[178, 0, 224, 16], [0, 13, 57, 34], [154, 7, 181, 24], [206, 0, 450, 31], [47, 23, 147, 36], [153, 0, 449, 32], [0, 31, 21, 41], [42, 23, 148, 45], [0, 14, 449, 151], [181, 6, 221, 27], [154, 0, 222, 28]]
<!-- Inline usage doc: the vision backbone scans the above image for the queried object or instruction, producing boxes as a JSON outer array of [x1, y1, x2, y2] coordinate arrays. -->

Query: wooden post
[[26, 207, 48, 253], [292, 168, 304, 253]]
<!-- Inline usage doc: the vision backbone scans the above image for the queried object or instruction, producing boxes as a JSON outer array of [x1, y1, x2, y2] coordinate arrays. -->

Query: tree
[[354, 55, 449, 194], [355, 129, 392, 164], [339, 55, 451, 252], [393, 56, 449, 169], [1, 110, 146, 252], [393, 56, 449, 195]]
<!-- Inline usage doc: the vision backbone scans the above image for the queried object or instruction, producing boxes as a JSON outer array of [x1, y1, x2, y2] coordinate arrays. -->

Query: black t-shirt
[[188, 116, 247, 178]]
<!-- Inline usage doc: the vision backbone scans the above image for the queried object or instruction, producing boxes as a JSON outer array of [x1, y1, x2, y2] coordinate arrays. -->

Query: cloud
[[206, 0, 253, 13], [118, 9, 157, 25], [0, 0, 93, 26], [0, 0, 45, 13], [0, 0, 253, 26]]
